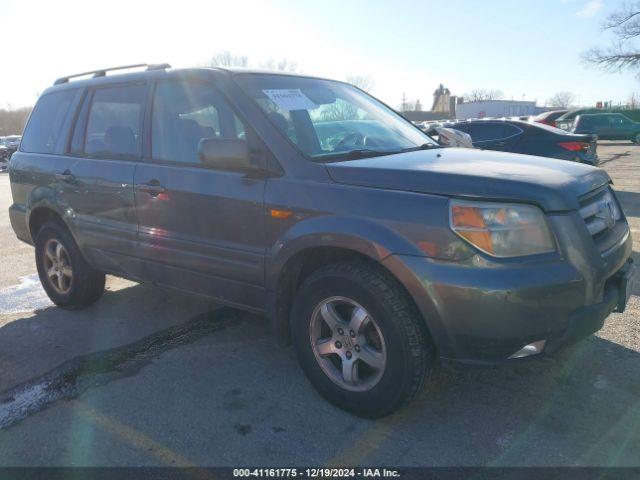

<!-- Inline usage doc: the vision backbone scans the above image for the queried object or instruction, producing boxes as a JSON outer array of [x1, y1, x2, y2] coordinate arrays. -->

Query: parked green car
[[556, 108, 640, 131], [572, 113, 640, 143]]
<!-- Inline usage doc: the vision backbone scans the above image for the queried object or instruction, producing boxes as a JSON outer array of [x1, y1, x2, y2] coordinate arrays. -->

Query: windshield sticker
[[262, 89, 318, 111]]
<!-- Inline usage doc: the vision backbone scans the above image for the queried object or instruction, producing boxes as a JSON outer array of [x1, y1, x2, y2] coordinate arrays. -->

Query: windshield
[[234, 74, 436, 160]]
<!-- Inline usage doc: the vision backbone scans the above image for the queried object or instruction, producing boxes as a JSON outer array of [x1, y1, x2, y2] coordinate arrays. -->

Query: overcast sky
[[0, 0, 636, 109]]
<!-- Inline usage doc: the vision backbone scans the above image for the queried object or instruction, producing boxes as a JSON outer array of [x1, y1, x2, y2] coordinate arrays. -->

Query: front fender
[[265, 215, 425, 290]]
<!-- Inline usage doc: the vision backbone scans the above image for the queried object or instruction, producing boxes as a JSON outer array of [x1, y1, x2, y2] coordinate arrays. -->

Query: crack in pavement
[[598, 151, 632, 166], [0, 308, 242, 430]]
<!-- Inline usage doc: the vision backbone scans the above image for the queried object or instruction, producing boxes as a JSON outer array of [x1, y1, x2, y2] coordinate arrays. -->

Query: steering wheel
[[335, 132, 367, 150]]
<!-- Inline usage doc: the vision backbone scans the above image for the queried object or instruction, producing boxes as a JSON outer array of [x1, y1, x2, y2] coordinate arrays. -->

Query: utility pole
[[400, 92, 409, 113]]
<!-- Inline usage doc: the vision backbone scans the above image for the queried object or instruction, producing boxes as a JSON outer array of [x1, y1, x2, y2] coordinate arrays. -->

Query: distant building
[[432, 84, 451, 113], [402, 111, 451, 122], [455, 100, 545, 120], [431, 84, 456, 114]]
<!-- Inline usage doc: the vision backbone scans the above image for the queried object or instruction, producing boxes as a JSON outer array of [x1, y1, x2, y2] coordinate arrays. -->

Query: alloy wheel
[[43, 238, 73, 295], [309, 296, 387, 392]]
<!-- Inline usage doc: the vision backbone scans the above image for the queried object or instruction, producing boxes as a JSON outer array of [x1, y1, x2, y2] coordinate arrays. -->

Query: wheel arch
[[266, 221, 434, 348], [27, 205, 70, 242], [27, 201, 77, 244], [23, 182, 76, 243]]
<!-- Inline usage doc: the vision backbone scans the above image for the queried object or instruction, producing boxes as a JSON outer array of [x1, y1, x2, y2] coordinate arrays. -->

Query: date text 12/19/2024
[[233, 468, 401, 478]]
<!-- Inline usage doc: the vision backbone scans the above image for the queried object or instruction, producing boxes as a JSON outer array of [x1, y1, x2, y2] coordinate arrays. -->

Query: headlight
[[449, 200, 556, 258]]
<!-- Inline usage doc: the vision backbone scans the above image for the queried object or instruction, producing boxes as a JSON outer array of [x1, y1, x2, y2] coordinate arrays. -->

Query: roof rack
[[53, 63, 171, 85]]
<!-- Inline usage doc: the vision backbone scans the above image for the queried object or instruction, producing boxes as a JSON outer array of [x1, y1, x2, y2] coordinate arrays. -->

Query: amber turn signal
[[270, 209, 294, 219]]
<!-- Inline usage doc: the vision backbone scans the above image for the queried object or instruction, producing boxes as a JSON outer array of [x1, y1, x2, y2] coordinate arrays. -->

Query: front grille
[[579, 187, 622, 238]]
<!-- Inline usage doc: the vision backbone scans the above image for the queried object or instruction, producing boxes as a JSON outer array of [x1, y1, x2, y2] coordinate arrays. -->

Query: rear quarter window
[[465, 123, 508, 142], [503, 124, 521, 137], [20, 89, 78, 154]]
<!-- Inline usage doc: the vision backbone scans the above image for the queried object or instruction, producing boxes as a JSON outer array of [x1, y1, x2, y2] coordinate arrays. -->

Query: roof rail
[[53, 63, 171, 85], [147, 63, 171, 71]]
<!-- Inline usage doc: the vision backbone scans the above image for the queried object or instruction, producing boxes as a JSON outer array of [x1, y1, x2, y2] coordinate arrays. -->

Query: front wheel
[[291, 261, 435, 418], [35, 221, 106, 309]]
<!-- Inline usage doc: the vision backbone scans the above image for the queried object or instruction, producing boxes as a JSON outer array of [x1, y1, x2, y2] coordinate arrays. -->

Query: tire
[[633, 133, 640, 144], [35, 221, 105, 309], [290, 260, 435, 418]]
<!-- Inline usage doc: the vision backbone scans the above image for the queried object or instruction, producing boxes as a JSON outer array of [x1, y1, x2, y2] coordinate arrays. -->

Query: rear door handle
[[55, 171, 75, 182], [136, 182, 166, 196]]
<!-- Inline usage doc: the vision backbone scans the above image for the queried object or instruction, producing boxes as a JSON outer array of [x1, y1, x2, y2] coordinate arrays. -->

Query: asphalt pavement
[[0, 142, 638, 467]]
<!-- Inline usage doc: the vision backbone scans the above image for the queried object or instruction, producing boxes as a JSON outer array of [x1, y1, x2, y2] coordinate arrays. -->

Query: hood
[[326, 148, 610, 211]]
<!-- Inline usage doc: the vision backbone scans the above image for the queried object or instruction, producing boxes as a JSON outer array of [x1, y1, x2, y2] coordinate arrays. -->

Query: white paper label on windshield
[[262, 89, 318, 111]]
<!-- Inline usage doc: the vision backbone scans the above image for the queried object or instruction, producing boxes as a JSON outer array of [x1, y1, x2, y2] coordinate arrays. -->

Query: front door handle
[[136, 182, 166, 196], [55, 171, 75, 182]]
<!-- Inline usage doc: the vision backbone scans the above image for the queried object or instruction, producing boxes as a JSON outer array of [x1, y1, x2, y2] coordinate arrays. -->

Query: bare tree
[[205, 52, 302, 72], [463, 88, 504, 102], [629, 92, 640, 108], [314, 74, 374, 121], [547, 91, 577, 108], [583, 2, 640, 73], [207, 51, 249, 68], [0, 106, 32, 136], [261, 58, 299, 72], [320, 102, 360, 121], [345, 74, 375, 92]]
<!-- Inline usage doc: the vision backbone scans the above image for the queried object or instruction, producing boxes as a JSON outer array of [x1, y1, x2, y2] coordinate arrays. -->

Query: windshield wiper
[[401, 143, 444, 152], [345, 148, 397, 158], [318, 148, 401, 162]]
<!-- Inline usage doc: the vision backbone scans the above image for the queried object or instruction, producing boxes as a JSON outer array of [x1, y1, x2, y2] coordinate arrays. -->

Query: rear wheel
[[35, 221, 105, 309], [291, 260, 435, 418]]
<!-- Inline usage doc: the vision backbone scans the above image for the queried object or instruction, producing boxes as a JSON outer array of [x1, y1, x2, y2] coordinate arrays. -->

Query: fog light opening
[[509, 340, 546, 359]]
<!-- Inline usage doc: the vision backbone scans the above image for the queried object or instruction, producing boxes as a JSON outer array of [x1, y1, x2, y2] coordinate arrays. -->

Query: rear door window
[[20, 89, 78, 154], [84, 84, 147, 159]]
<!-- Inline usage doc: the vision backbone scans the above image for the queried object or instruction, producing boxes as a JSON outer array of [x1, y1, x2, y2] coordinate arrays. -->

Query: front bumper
[[383, 218, 634, 364], [546, 259, 634, 353]]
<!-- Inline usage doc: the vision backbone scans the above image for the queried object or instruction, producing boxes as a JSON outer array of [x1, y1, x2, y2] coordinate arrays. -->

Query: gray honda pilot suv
[[9, 64, 635, 417]]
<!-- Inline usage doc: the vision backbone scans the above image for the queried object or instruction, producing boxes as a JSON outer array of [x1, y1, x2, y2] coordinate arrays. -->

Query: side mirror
[[197, 138, 253, 171]]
